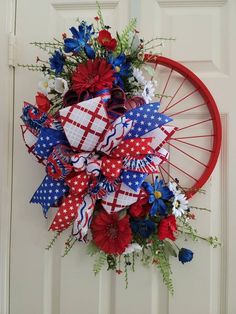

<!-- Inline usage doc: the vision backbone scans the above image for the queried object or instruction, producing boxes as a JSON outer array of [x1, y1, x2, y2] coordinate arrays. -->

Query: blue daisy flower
[[49, 49, 65, 75], [131, 219, 156, 239], [143, 178, 173, 216], [64, 21, 95, 59], [108, 53, 131, 88]]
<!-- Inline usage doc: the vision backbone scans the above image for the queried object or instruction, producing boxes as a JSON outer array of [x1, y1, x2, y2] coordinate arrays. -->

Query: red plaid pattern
[[102, 183, 140, 213], [59, 97, 110, 151], [21, 125, 45, 165], [142, 125, 177, 151], [152, 147, 170, 166]]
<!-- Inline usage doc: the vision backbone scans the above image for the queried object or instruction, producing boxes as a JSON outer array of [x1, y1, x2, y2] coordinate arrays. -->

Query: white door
[[0, 0, 235, 313]]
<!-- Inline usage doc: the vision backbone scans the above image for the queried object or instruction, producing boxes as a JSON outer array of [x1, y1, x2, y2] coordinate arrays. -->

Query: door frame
[[0, 0, 16, 312]]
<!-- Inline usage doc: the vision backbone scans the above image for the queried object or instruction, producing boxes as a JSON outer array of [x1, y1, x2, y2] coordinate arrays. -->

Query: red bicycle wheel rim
[[145, 55, 222, 198]]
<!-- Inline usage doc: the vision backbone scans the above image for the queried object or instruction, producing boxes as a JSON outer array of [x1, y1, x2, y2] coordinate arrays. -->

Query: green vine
[[45, 231, 61, 250]]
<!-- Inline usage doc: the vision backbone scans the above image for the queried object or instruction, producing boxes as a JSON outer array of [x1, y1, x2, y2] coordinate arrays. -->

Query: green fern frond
[[17, 63, 48, 72], [87, 241, 100, 256], [157, 249, 174, 295], [96, 1, 105, 28], [93, 251, 107, 275], [116, 18, 137, 54], [30, 41, 62, 53]]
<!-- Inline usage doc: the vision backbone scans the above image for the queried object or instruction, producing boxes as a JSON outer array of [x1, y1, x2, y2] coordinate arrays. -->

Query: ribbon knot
[[24, 97, 176, 241]]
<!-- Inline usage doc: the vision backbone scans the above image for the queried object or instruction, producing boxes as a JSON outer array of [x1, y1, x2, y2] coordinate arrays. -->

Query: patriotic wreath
[[20, 4, 221, 293]]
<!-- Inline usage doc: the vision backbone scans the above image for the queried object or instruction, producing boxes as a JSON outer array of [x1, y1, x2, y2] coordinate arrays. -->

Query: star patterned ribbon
[[22, 97, 176, 241]]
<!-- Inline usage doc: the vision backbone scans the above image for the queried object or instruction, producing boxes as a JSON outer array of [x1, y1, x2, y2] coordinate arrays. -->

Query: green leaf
[[164, 241, 177, 257], [143, 64, 156, 76]]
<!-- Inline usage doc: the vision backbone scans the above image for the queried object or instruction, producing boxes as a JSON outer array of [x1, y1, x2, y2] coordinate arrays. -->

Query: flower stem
[[45, 231, 61, 250]]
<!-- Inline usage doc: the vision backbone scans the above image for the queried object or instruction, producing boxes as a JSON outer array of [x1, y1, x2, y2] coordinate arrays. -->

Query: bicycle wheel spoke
[[168, 103, 206, 118], [162, 76, 186, 113], [169, 138, 213, 152], [164, 159, 198, 182], [163, 88, 199, 113], [159, 165, 185, 192], [158, 165, 166, 183], [168, 142, 208, 167], [160, 68, 173, 103], [172, 134, 214, 140], [150, 61, 159, 81], [177, 118, 212, 131]]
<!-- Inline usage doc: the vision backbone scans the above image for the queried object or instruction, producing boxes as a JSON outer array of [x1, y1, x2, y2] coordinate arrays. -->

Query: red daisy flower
[[91, 210, 132, 254], [72, 58, 115, 94], [158, 215, 177, 241], [97, 30, 117, 51]]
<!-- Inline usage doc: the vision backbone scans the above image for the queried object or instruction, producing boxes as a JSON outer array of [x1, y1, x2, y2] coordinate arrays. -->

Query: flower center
[[154, 191, 162, 199], [87, 74, 99, 84], [115, 66, 121, 72], [175, 200, 180, 209], [102, 37, 110, 43], [43, 81, 49, 88], [107, 223, 118, 239], [145, 87, 149, 95]]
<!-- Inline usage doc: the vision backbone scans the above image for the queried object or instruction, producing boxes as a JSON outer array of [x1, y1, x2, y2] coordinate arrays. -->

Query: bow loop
[[46, 145, 73, 180], [101, 157, 122, 178], [110, 138, 154, 158]]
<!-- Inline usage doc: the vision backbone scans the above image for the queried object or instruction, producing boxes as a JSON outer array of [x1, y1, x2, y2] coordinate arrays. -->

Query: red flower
[[97, 30, 117, 51], [91, 210, 132, 254], [35, 92, 50, 112], [94, 16, 99, 21], [72, 58, 115, 94], [129, 196, 151, 218], [158, 215, 177, 241]]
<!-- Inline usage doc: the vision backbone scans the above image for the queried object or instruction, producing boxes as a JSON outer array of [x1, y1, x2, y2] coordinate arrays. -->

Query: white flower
[[133, 68, 146, 85], [38, 75, 54, 95], [123, 243, 142, 255], [142, 80, 155, 103], [168, 181, 181, 196], [172, 194, 188, 218], [54, 78, 69, 95]]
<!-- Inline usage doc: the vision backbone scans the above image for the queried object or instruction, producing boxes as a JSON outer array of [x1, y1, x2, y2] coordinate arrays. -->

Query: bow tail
[[72, 194, 95, 242], [49, 193, 83, 231], [30, 175, 68, 217]]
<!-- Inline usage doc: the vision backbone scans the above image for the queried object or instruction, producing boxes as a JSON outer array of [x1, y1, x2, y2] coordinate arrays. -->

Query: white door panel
[[2, 0, 234, 313]]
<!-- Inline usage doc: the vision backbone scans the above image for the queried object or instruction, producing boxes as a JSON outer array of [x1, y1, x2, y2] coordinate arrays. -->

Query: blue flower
[[64, 21, 95, 59], [49, 50, 65, 75], [131, 219, 156, 239], [143, 178, 173, 216], [178, 248, 194, 264], [108, 53, 131, 88]]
